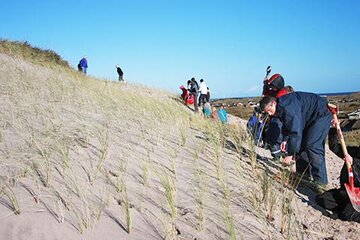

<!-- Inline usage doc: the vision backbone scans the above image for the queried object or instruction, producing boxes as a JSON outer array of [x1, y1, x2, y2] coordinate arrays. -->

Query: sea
[[214, 91, 359, 100], [317, 91, 360, 97]]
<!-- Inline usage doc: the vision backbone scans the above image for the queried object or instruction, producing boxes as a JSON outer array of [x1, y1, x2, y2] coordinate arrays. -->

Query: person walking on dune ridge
[[79, 56, 88, 74], [116, 65, 125, 82]]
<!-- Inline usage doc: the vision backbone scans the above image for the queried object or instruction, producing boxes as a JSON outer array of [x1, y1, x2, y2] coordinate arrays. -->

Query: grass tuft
[[0, 39, 70, 68]]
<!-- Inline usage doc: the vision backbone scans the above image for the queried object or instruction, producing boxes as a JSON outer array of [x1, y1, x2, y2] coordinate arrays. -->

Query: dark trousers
[[317, 126, 360, 222], [264, 117, 283, 158], [191, 93, 198, 112], [316, 189, 360, 222], [296, 113, 332, 184], [198, 94, 207, 107]]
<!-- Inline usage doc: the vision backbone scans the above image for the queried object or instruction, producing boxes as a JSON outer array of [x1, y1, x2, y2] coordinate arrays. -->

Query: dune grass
[[0, 184, 20, 215], [0, 40, 326, 239], [1, 43, 189, 228], [0, 39, 70, 68]]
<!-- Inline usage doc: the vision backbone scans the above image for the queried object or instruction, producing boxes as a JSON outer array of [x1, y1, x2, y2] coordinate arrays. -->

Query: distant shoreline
[[213, 91, 360, 101], [317, 91, 360, 96]]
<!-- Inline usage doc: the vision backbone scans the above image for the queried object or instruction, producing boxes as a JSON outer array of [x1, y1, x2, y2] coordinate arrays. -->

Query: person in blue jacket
[[217, 104, 228, 124], [246, 107, 265, 146], [259, 92, 332, 185], [79, 56, 88, 74]]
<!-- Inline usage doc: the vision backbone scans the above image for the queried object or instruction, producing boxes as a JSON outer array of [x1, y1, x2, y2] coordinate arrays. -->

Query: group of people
[[180, 77, 227, 124], [202, 101, 228, 123], [247, 71, 360, 222], [246, 72, 331, 186], [77, 56, 125, 82], [76, 57, 359, 221]]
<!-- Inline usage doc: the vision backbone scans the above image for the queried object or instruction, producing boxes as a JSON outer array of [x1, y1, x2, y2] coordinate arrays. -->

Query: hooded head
[[268, 74, 285, 90]]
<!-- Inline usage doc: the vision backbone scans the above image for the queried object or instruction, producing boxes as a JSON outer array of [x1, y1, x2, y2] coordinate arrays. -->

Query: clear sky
[[1, 0, 359, 98]]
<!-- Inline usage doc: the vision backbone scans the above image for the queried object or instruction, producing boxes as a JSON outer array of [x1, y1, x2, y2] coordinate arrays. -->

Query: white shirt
[[199, 81, 208, 95]]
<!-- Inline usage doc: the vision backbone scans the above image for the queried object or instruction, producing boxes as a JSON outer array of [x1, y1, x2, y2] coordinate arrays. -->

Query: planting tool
[[328, 103, 360, 212], [265, 66, 271, 79], [257, 66, 272, 146]]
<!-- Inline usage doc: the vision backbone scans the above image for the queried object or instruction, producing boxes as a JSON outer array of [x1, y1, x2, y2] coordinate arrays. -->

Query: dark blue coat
[[80, 58, 88, 68], [276, 92, 330, 156]]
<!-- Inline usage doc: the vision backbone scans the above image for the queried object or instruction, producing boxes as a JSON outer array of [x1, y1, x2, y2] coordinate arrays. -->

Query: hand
[[344, 154, 353, 165], [332, 118, 339, 127], [282, 156, 293, 166], [280, 141, 287, 152]]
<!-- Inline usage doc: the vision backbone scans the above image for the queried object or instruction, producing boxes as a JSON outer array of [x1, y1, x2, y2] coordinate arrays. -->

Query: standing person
[[210, 106, 219, 121], [217, 104, 228, 124], [116, 65, 124, 82], [77, 61, 82, 72], [206, 87, 211, 102], [203, 101, 211, 118], [79, 56, 88, 74], [186, 80, 192, 89], [188, 77, 199, 112], [198, 79, 208, 107], [180, 85, 190, 104], [260, 92, 332, 185]]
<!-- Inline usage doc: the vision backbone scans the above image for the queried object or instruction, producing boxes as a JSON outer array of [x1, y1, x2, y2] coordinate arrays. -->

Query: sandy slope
[[0, 53, 359, 240]]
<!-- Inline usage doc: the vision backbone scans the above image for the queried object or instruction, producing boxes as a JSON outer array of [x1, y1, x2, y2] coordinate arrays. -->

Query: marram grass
[[0, 40, 316, 239]]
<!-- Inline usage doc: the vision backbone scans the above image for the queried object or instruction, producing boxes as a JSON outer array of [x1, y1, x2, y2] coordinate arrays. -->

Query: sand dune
[[1, 51, 359, 240]]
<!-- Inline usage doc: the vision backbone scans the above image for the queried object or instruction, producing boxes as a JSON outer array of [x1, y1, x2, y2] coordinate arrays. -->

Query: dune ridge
[[0, 41, 359, 239]]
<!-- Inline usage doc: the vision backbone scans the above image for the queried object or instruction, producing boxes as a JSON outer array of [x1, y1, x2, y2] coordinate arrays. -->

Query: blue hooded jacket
[[276, 92, 330, 156], [80, 58, 88, 68]]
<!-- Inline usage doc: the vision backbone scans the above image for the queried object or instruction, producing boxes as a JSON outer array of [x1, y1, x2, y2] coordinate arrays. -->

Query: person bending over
[[260, 92, 332, 185]]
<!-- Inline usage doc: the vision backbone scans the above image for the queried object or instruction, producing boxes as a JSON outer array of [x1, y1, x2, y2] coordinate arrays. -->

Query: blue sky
[[1, 0, 359, 98]]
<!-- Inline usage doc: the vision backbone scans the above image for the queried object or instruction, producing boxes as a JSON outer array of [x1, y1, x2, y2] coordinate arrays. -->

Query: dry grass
[[0, 42, 193, 237], [226, 106, 255, 120], [0, 39, 70, 68], [344, 129, 360, 147], [1, 40, 356, 239]]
